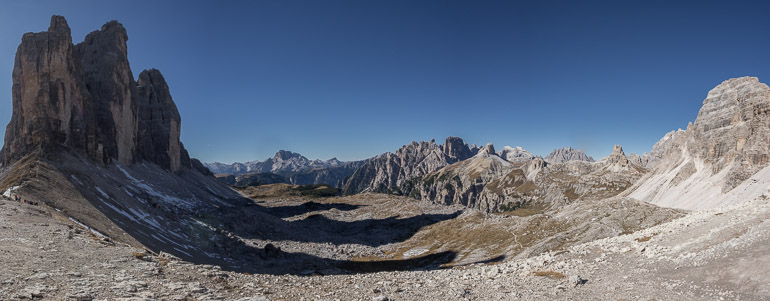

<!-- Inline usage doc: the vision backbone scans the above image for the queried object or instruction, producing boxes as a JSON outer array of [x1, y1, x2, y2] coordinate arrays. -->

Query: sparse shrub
[[499, 202, 522, 212]]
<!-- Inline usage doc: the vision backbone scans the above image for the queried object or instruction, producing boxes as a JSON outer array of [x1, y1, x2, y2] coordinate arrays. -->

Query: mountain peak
[[274, 150, 301, 161], [442, 136, 473, 160], [545, 147, 594, 164], [498, 145, 535, 162], [612, 144, 624, 155], [48, 15, 70, 34], [481, 143, 496, 155]]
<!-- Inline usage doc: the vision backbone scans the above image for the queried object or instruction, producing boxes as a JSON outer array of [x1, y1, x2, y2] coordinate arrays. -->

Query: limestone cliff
[[626, 77, 770, 209], [0, 16, 193, 173]]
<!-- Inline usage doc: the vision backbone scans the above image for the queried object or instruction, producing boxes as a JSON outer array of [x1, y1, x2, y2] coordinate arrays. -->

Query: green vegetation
[[295, 184, 340, 197]]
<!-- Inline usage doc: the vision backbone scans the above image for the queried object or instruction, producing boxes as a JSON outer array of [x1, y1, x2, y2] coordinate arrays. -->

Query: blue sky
[[1, 1, 769, 163]]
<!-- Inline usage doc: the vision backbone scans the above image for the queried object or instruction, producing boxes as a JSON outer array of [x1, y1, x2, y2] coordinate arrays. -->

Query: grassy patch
[[564, 188, 579, 201], [515, 181, 536, 194], [296, 184, 340, 197]]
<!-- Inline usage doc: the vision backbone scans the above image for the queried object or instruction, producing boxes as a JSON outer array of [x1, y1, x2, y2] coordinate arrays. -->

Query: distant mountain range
[[207, 138, 603, 208], [205, 151, 364, 187]]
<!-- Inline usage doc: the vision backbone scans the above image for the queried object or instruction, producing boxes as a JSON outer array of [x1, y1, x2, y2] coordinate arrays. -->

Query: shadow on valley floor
[[261, 201, 362, 218], [193, 200, 464, 274], [218, 202, 463, 247], [14, 154, 462, 276], [232, 246, 458, 275], [78, 194, 461, 275]]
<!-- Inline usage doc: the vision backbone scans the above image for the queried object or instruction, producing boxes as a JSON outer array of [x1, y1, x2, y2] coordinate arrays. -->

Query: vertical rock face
[[135, 69, 183, 172], [442, 136, 474, 159], [1, 16, 193, 173], [627, 77, 770, 209], [1, 16, 92, 165], [662, 76, 770, 187], [688, 77, 770, 186], [75, 20, 136, 165]]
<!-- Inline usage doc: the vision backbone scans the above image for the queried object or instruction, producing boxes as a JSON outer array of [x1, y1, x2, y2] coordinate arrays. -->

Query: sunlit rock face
[[341, 136, 475, 194], [544, 147, 594, 164], [627, 77, 770, 209]]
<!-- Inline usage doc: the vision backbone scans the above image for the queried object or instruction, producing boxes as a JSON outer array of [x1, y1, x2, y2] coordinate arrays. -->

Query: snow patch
[[70, 175, 83, 185], [95, 187, 110, 199], [68, 217, 107, 238], [2, 186, 19, 198]]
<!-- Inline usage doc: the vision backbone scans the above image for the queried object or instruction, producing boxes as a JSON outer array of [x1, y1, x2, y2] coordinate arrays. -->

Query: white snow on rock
[[2, 186, 19, 198]]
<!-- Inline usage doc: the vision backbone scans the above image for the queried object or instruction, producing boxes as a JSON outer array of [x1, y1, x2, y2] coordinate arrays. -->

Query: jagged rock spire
[[1, 15, 194, 173]]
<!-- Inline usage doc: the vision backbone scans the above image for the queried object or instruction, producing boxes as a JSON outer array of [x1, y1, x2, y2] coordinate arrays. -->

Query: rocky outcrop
[[340, 137, 475, 194], [544, 147, 594, 164], [599, 145, 633, 170], [406, 144, 643, 212], [403, 150, 515, 211], [497, 146, 535, 163], [0, 16, 194, 173], [628, 153, 650, 167], [626, 77, 770, 210], [442, 136, 475, 160]]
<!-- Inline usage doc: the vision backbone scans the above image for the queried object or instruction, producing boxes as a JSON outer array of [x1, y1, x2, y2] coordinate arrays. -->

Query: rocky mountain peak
[[48, 15, 71, 34], [627, 76, 770, 209], [612, 144, 624, 155], [274, 150, 301, 161], [604, 144, 630, 167], [480, 143, 496, 155], [442, 136, 473, 160], [498, 145, 535, 162], [544, 147, 595, 164], [341, 136, 476, 194]]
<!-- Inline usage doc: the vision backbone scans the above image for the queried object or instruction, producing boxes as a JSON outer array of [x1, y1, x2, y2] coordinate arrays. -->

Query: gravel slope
[[2, 187, 768, 300]]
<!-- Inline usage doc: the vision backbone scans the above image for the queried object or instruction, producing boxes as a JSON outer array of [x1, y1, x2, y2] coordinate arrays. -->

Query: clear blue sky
[[1, 1, 769, 163]]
